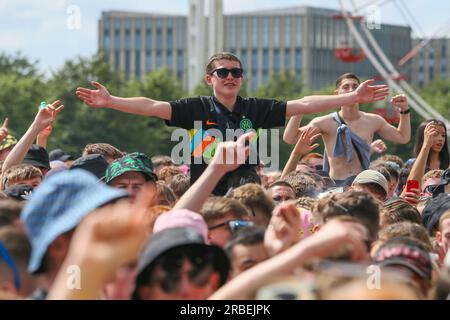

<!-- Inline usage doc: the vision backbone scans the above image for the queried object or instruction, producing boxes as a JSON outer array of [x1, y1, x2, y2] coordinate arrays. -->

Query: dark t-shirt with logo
[[166, 96, 287, 195]]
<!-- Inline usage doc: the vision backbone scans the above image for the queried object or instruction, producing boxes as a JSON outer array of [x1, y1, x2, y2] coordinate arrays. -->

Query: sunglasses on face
[[208, 220, 254, 233], [209, 67, 244, 79], [423, 184, 439, 195]]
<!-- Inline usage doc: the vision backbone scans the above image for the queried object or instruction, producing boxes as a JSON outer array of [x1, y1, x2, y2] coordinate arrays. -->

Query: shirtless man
[[283, 73, 410, 184]]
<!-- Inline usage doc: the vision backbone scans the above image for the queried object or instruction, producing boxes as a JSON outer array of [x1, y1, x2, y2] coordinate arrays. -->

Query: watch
[[400, 109, 410, 114]]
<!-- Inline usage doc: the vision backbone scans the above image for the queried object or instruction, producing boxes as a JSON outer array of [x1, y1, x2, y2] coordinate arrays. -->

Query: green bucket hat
[[105, 152, 158, 184], [0, 134, 17, 151]]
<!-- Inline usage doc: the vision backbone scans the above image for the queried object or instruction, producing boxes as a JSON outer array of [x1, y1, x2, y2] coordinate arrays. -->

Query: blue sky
[[0, 0, 449, 75]]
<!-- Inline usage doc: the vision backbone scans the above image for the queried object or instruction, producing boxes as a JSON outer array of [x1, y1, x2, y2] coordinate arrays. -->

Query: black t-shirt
[[166, 96, 287, 195]]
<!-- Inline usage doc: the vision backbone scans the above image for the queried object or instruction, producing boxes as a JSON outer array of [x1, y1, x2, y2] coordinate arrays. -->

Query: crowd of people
[[0, 52, 449, 300]]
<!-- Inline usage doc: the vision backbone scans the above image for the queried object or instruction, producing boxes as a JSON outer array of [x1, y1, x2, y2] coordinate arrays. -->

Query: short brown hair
[[201, 197, 249, 225], [158, 166, 182, 181], [169, 174, 191, 199], [0, 226, 31, 267], [378, 222, 433, 252], [156, 181, 177, 207], [380, 199, 422, 227], [0, 199, 23, 227], [206, 52, 242, 74], [335, 73, 361, 88], [1, 164, 42, 189], [377, 154, 405, 168], [227, 183, 274, 221], [281, 171, 318, 198], [151, 155, 174, 169], [313, 191, 380, 241], [82, 143, 123, 161]]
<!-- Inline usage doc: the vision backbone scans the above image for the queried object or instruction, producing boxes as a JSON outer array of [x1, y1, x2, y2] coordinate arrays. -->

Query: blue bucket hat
[[21, 169, 128, 273]]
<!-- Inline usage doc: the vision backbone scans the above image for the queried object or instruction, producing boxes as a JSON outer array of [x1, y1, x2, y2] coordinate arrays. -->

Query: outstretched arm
[[174, 132, 256, 212], [209, 218, 368, 300], [376, 94, 411, 144], [76, 81, 172, 120], [1, 101, 63, 176], [286, 79, 389, 117]]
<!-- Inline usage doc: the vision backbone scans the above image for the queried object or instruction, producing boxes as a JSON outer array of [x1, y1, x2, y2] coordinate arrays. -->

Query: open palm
[[76, 81, 112, 108], [356, 79, 390, 104]]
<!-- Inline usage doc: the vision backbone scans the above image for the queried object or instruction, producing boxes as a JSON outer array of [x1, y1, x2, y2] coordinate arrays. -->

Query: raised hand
[[402, 187, 420, 206], [292, 126, 321, 157], [0, 118, 9, 142], [390, 94, 408, 112], [33, 100, 64, 132], [264, 202, 301, 256], [209, 131, 256, 173], [356, 79, 390, 104], [76, 81, 112, 108], [423, 122, 438, 149], [371, 139, 387, 154]]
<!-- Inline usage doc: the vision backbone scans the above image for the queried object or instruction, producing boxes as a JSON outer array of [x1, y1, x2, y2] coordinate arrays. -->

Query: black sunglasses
[[423, 184, 439, 194], [210, 68, 244, 79], [208, 220, 254, 233]]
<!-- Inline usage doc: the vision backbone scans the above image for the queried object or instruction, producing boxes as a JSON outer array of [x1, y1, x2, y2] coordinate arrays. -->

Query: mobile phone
[[406, 179, 419, 193]]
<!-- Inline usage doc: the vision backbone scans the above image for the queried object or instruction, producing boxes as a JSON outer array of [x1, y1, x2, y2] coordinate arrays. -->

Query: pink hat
[[153, 209, 208, 242]]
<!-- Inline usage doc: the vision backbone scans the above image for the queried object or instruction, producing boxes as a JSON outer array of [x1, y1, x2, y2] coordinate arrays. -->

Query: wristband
[[400, 109, 410, 114]]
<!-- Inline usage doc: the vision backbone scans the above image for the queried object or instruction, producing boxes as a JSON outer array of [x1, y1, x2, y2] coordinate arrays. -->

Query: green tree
[[0, 52, 49, 138]]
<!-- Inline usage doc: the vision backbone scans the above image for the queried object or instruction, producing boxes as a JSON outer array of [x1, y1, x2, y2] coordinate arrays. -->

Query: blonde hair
[[1, 164, 42, 189]]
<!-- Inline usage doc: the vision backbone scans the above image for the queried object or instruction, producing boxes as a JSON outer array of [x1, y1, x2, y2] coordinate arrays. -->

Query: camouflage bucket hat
[[0, 134, 17, 151], [105, 152, 157, 184]]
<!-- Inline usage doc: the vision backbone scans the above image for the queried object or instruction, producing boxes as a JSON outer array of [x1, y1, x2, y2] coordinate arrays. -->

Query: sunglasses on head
[[208, 220, 254, 233], [209, 68, 244, 79]]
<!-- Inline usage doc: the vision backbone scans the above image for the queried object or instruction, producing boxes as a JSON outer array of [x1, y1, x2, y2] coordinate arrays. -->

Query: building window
[[125, 50, 130, 78], [146, 29, 152, 50], [241, 17, 248, 47], [167, 28, 173, 50], [177, 49, 184, 71], [296, 17, 302, 47], [284, 17, 291, 47], [284, 48, 291, 69], [295, 48, 302, 72], [252, 49, 258, 71], [104, 30, 110, 50], [262, 49, 269, 71], [135, 29, 141, 50], [241, 49, 247, 70], [273, 49, 280, 71], [273, 17, 280, 47], [156, 50, 162, 69], [114, 29, 120, 51], [252, 17, 258, 48], [251, 71, 258, 92], [156, 28, 163, 50], [263, 17, 269, 47], [135, 51, 141, 78], [114, 51, 120, 70], [167, 50, 173, 68], [146, 51, 152, 72], [125, 29, 131, 48]]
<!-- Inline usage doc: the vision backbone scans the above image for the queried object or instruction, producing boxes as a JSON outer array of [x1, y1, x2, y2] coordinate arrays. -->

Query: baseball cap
[[0, 134, 17, 151], [22, 144, 50, 170], [353, 170, 389, 195], [70, 154, 108, 180], [132, 227, 230, 299], [20, 169, 128, 273], [153, 209, 208, 242], [373, 238, 432, 280], [105, 152, 157, 184], [49, 149, 73, 162]]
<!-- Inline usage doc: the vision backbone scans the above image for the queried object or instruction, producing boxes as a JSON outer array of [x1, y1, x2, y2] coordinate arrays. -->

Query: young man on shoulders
[[284, 73, 410, 185], [77, 55, 388, 194]]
